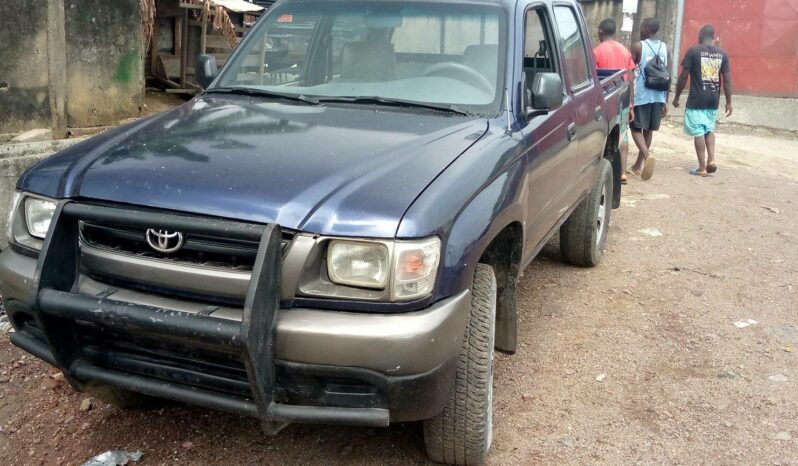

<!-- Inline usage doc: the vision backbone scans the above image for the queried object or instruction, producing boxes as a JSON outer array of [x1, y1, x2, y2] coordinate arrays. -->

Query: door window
[[523, 8, 558, 92], [553, 6, 590, 89]]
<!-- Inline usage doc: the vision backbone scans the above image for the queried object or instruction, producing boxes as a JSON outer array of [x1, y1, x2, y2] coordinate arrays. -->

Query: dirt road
[[1, 123, 796, 465]]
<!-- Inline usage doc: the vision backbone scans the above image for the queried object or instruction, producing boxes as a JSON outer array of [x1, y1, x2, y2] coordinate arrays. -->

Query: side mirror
[[196, 54, 218, 89], [527, 72, 564, 115]]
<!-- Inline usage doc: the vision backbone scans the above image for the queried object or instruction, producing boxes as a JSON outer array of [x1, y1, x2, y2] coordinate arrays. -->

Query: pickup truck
[[0, 0, 628, 464]]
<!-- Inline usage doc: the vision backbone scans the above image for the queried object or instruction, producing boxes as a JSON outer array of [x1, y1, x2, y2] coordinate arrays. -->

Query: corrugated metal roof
[[212, 0, 264, 13]]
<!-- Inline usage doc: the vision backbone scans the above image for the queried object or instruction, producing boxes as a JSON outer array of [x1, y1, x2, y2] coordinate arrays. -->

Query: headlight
[[325, 237, 441, 300], [24, 197, 57, 239], [327, 240, 390, 289]]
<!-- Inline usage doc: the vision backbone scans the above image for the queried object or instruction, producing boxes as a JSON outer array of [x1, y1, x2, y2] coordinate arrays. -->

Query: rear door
[[518, 3, 578, 254], [551, 4, 606, 203]]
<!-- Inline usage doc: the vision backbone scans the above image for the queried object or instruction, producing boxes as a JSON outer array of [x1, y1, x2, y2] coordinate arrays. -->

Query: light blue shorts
[[620, 107, 630, 143], [684, 108, 718, 137]]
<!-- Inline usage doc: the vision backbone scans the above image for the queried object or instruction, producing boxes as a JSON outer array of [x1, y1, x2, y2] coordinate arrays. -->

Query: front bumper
[[0, 202, 468, 428]]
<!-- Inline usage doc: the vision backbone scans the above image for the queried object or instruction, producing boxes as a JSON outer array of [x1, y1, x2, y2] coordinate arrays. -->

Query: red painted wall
[[681, 0, 798, 97]]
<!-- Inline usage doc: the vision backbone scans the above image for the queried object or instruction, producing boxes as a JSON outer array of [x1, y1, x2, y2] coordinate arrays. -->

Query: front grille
[[76, 211, 292, 305], [80, 221, 292, 272]]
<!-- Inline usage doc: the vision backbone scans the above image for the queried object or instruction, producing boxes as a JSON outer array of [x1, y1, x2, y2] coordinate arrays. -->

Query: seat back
[[341, 40, 396, 81], [462, 44, 499, 81]]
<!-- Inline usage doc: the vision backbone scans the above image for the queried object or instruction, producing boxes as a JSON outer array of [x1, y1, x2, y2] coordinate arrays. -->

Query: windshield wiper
[[204, 87, 319, 105], [316, 96, 469, 115]]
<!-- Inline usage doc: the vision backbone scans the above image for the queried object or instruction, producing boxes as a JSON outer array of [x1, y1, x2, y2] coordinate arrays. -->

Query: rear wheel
[[560, 158, 613, 267], [424, 264, 496, 465]]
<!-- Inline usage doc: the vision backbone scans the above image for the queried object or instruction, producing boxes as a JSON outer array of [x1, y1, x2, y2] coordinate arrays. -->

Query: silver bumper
[[0, 248, 468, 376]]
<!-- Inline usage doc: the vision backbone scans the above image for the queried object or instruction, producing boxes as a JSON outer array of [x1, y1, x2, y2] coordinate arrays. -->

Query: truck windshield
[[214, 1, 507, 114]]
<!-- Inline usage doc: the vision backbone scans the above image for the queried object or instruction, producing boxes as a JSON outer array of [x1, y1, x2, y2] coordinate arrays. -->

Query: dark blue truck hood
[[20, 96, 488, 238]]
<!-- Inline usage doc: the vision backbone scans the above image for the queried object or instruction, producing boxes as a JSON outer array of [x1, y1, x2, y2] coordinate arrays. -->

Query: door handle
[[594, 106, 603, 121], [567, 123, 577, 142]]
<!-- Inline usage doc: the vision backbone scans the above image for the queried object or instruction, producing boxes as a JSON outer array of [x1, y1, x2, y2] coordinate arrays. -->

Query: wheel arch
[[478, 221, 523, 353]]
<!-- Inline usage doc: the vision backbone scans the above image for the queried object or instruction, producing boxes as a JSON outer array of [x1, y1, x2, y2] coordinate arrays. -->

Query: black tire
[[424, 264, 497, 465], [560, 158, 613, 267]]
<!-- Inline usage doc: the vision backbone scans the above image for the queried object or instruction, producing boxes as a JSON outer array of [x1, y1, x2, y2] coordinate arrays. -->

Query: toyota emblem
[[145, 229, 185, 253]]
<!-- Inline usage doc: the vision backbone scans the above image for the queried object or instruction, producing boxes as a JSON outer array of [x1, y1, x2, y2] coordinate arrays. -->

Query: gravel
[[0, 123, 796, 465]]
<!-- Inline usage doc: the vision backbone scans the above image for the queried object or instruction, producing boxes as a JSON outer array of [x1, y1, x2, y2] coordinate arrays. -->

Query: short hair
[[599, 18, 616, 36], [642, 17, 660, 35], [699, 24, 716, 41]]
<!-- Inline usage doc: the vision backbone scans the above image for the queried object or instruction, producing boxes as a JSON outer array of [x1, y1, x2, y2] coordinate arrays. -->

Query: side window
[[553, 6, 590, 89], [523, 8, 557, 92]]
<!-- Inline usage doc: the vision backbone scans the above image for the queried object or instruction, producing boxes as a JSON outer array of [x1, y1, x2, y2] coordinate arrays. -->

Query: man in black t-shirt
[[673, 25, 733, 177]]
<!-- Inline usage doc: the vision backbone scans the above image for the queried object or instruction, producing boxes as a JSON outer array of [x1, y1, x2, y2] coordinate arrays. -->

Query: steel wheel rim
[[596, 179, 609, 246]]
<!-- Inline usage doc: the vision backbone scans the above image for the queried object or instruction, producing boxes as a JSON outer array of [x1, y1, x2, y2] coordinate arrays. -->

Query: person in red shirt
[[594, 18, 635, 184]]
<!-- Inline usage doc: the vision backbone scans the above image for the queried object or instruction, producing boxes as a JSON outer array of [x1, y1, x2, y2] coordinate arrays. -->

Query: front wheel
[[560, 158, 613, 267], [424, 263, 496, 465]]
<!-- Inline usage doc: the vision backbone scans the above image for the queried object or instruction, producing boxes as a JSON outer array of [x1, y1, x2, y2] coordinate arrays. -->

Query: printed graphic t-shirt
[[681, 44, 730, 109]]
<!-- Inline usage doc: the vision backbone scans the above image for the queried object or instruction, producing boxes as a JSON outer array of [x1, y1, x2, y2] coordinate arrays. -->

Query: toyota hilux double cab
[[0, 0, 628, 463]]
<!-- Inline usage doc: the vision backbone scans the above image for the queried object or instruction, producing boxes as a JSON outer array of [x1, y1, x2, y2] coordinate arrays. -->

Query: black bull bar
[[10, 201, 389, 433]]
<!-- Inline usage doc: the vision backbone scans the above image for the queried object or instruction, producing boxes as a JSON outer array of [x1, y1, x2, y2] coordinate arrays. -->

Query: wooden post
[[180, 8, 189, 87], [150, 17, 160, 78], [200, 13, 208, 55], [46, 0, 68, 139]]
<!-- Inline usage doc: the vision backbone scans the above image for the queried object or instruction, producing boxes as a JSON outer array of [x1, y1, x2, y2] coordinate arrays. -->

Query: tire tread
[[424, 264, 496, 465]]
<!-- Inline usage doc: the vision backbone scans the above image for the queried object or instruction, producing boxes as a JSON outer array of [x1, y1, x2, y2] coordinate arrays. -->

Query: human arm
[[672, 67, 690, 108], [631, 41, 642, 65], [721, 55, 733, 116], [722, 70, 733, 116]]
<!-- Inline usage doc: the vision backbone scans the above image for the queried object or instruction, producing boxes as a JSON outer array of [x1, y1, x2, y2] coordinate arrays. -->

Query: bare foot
[[707, 163, 718, 174]]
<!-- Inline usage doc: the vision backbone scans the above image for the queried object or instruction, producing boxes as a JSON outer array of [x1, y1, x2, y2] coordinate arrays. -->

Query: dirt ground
[[0, 121, 796, 465]]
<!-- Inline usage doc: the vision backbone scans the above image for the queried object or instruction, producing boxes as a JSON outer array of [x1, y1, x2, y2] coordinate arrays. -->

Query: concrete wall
[[0, 0, 52, 134], [0, 0, 143, 135], [65, 0, 144, 127], [580, 0, 624, 46], [579, 0, 679, 56]]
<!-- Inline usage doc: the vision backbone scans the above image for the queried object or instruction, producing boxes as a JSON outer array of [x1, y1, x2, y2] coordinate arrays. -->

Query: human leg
[[630, 104, 651, 173], [693, 135, 708, 175], [620, 139, 629, 183], [630, 129, 648, 173], [705, 131, 717, 173], [644, 130, 653, 149]]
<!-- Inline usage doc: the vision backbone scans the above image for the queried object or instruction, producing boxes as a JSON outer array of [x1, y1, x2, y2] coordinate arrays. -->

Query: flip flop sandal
[[641, 157, 656, 181], [689, 168, 709, 177], [706, 163, 718, 174]]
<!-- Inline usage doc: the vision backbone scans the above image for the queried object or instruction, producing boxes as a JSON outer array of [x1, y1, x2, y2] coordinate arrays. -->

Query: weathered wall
[[0, 0, 52, 134], [0, 0, 143, 135], [65, 0, 144, 127], [580, 0, 624, 46], [579, 0, 678, 56]]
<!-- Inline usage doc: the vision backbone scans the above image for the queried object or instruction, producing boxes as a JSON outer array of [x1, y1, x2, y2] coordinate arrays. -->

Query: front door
[[518, 3, 578, 255]]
